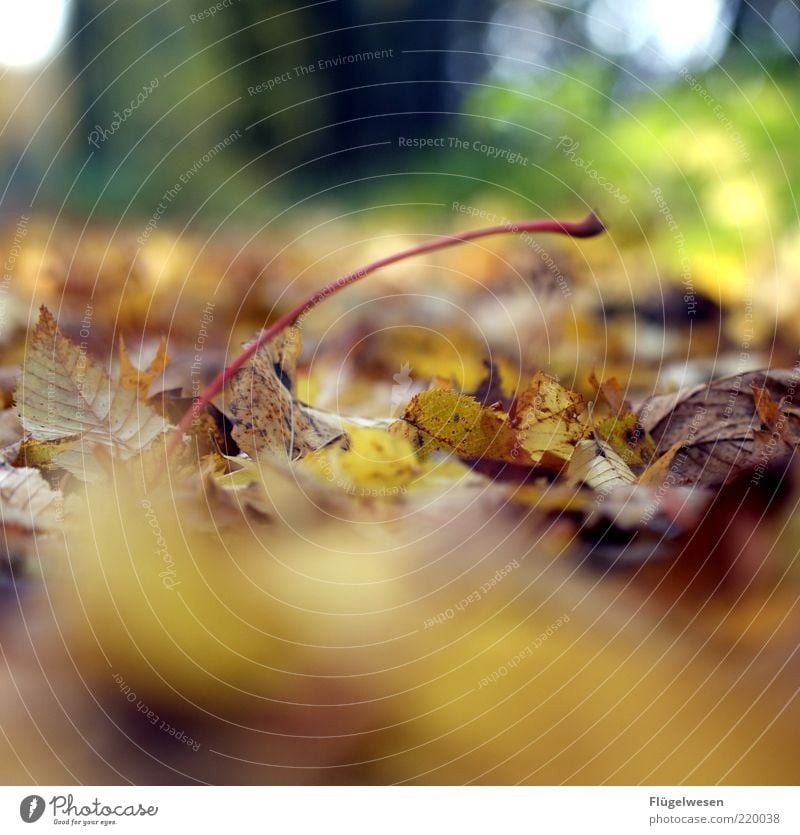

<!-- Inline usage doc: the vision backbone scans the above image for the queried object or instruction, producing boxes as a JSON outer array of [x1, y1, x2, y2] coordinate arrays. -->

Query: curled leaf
[[639, 370, 800, 486], [227, 327, 345, 460]]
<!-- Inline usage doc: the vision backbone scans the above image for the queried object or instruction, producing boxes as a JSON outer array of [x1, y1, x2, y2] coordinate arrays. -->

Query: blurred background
[[0, 0, 798, 299]]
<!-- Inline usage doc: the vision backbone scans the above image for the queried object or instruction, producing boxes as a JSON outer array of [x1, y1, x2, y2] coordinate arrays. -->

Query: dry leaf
[[638, 440, 687, 485], [594, 411, 657, 467], [16, 307, 168, 456], [119, 334, 170, 400], [567, 439, 636, 491], [513, 372, 589, 462], [402, 389, 527, 463], [589, 371, 629, 414], [639, 370, 800, 486], [227, 327, 344, 460]]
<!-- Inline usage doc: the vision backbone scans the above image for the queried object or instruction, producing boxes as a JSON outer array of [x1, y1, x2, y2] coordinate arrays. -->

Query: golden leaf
[[513, 372, 589, 462], [119, 334, 170, 400], [301, 425, 420, 494], [639, 440, 686, 486], [16, 307, 168, 456], [402, 389, 527, 463]]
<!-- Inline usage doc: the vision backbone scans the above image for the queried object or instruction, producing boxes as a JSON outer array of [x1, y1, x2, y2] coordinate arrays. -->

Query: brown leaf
[[638, 370, 800, 486], [589, 371, 630, 414], [227, 327, 344, 460]]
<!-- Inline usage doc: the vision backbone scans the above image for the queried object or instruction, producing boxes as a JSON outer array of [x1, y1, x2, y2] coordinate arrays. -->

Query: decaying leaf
[[227, 327, 345, 460], [568, 439, 636, 491], [513, 372, 589, 462], [589, 372, 656, 466], [594, 411, 657, 467], [119, 334, 170, 400], [402, 389, 526, 463], [639, 370, 800, 486], [16, 307, 168, 457]]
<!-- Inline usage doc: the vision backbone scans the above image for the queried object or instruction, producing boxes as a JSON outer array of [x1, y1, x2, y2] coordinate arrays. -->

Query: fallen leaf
[[16, 307, 168, 456], [0, 463, 62, 531], [589, 371, 630, 413], [567, 439, 636, 491], [402, 389, 527, 463], [638, 369, 800, 486], [301, 425, 420, 494], [638, 440, 687, 485], [119, 334, 170, 400], [513, 372, 589, 462], [594, 411, 657, 467], [227, 327, 345, 460]]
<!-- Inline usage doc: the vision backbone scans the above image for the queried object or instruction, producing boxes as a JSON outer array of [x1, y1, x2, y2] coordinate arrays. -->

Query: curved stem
[[168, 211, 604, 452]]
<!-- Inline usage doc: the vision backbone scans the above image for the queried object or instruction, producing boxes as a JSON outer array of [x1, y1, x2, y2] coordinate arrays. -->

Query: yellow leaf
[[639, 440, 686, 485], [119, 334, 170, 400], [513, 372, 589, 462], [302, 425, 420, 495], [402, 389, 527, 463]]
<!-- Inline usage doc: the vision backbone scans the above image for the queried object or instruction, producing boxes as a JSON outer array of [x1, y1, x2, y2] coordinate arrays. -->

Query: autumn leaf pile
[[2, 219, 800, 786]]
